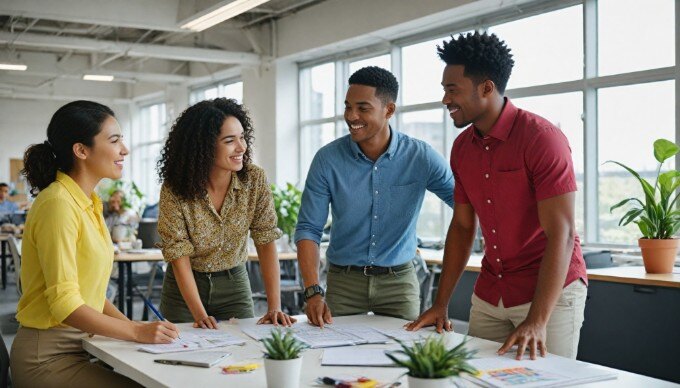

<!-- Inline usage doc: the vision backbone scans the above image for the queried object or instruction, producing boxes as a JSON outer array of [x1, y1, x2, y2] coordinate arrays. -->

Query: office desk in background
[[419, 249, 680, 384], [82, 314, 673, 388], [114, 250, 164, 319]]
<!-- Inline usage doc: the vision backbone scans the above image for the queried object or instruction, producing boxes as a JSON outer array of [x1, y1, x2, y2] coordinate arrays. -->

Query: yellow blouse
[[158, 164, 281, 272], [16, 172, 114, 329]]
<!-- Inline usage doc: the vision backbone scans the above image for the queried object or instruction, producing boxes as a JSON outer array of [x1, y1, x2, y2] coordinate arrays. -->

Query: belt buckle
[[363, 266, 373, 276]]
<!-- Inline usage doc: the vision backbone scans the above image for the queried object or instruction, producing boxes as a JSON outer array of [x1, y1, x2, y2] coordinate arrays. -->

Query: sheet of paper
[[138, 329, 245, 354], [321, 347, 397, 367], [330, 324, 389, 344], [374, 328, 434, 342]]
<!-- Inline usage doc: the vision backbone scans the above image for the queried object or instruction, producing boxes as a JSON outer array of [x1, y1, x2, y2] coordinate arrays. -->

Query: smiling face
[[213, 116, 247, 173], [441, 64, 494, 129], [80, 116, 128, 180], [344, 84, 394, 147]]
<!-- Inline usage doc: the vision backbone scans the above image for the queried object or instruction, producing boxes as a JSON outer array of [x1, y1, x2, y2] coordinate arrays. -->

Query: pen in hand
[[142, 297, 181, 339]]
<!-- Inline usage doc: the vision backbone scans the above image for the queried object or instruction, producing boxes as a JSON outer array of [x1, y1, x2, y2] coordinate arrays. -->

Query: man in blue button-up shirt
[[0, 183, 19, 224], [295, 67, 454, 326]]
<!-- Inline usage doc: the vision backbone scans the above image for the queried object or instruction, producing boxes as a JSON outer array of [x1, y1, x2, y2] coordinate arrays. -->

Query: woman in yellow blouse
[[11, 100, 179, 388], [157, 98, 295, 328]]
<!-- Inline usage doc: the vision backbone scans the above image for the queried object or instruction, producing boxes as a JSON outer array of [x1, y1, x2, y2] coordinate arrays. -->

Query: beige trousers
[[10, 326, 141, 388], [468, 280, 587, 359]]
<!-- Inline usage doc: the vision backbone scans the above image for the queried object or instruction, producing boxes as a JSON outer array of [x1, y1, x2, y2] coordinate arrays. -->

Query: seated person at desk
[[103, 189, 139, 232], [157, 98, 295, 329], [295, 67, 454, 326], [12, 100, 179, 387], [0, 182, 19, 224], [407, 33, 587, 360]]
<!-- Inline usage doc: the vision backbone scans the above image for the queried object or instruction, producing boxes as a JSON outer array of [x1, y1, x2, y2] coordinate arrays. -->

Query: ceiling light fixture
[[180, 0, 271, 32], [0, 63, 27, 71], [83, 74, 115, 82]]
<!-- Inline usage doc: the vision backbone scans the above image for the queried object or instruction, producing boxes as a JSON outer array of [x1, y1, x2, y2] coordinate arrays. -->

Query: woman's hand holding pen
[[257, 309, 297, 326], [133, 321, 181, 344]]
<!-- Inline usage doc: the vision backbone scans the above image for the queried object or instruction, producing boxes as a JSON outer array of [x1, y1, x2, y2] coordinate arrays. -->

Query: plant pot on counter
[[264, 357, 302, 388], [638, 238, 679, 274], [407, 375, 464, 388]]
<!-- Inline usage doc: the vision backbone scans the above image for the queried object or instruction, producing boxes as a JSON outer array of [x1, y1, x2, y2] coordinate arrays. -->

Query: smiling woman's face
[[213, 116, 247, 173]]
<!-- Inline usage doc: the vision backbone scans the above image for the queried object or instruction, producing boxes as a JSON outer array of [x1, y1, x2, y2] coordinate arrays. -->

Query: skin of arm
[[255, 241, 296, 326], [170, 256, 218, 329], [297, 239, 332, 327]]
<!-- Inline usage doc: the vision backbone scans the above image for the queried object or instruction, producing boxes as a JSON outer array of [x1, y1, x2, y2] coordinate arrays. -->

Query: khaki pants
[[468, 280, 587, 359], [325, 262, 420, 321], [160, 263, 255, 322], [10, 326, 141, 388]]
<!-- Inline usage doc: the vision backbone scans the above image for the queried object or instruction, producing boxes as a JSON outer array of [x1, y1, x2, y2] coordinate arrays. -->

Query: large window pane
[[400, 109, 446, 239], [300, 63, 335, 120], [221, 81, 243, 102], [349, 54, 391, 75], [513, 93, 584, 238], [598, 81, 676, 244], [402, 37, 449, 106], [300, 123, 336, 181], [488, 5, 583, 89], [598, 0, 675, 76]]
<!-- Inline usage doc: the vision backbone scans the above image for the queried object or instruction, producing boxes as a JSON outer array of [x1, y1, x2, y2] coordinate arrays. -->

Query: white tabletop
[[82, 315, 676, 388]]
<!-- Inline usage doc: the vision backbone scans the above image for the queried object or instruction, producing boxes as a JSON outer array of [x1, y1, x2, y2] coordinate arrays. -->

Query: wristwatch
[[303, 284, 325, 301]]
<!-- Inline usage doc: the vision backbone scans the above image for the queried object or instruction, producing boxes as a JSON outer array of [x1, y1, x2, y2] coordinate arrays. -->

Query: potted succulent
[[262, 328, 308, 388], [385, 336, 477, 388], [608, 138, 680, 273], [271, 183, 302, 251]]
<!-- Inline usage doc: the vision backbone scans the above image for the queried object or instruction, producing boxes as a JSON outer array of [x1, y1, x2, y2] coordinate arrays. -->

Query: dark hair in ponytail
[[22, 100, 115, 196]]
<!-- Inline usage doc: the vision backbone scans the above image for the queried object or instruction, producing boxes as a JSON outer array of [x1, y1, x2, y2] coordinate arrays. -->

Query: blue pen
[[142, 297, 181, 339]]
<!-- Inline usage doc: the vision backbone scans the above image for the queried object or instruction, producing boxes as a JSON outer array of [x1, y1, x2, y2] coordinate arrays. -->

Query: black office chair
[[0, 334, 10, 388], [137, 219, 161, 249]]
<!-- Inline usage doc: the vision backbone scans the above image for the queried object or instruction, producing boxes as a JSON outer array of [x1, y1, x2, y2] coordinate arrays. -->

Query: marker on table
[[142, 297, 181, 339]]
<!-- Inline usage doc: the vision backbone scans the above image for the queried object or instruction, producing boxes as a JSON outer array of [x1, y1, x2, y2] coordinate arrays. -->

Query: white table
[[82, 315, 676, 388]]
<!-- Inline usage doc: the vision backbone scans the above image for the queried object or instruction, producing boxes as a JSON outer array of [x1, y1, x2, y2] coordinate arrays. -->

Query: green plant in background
[[271, 183, 302, 242], [608, 138, 680, 239], [386, 336, 477, 379], [96, 179, 146, 215], [262, 328, 308, 360]]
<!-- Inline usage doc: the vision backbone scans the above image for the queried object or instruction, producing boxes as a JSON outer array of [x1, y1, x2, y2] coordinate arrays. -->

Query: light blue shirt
[[0, 199, 19, 223], [295, 129, 454, 267]]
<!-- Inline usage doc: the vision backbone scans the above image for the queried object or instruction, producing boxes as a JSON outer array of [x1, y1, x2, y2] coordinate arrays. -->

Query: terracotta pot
[[638, 238, 679, 274]]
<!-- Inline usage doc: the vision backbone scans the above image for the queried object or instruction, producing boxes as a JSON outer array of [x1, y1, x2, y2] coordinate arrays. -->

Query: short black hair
[[0, 183, 8, 189], [437, 32, 514, 94], [348, 66, 399, 104]]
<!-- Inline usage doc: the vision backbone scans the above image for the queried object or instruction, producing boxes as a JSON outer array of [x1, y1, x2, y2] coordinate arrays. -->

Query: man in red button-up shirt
[[407, 32, 587, 360]]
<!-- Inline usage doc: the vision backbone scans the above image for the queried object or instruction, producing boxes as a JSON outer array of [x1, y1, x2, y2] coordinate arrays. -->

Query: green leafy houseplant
[[270, 183, 302, 243], [385, 336, 477, 379], [607, 139, 680, 239], [261, 328, 308, 360], [96, 179, 145, 215]]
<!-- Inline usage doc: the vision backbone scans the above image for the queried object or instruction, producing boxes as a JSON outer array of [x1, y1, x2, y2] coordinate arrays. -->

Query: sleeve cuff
[[251, 228, 283, 246], [294, 230, 322, 245], [44, 282, 86, 323], [536, 183, 577, 202], [161, 240, 195, 262]]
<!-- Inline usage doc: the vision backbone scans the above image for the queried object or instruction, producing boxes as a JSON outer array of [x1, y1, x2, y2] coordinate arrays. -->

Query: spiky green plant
[[261, 328, 308, 360], [607, 139, 680, 239], [385, 336, 477, 379]]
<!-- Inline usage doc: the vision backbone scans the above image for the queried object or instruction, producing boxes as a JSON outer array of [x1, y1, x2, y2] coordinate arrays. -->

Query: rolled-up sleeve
[[157, 185, 195, 261], [295, 152, 331, 245], [250, 169, 282, 246], [33, 198, 85, 323]]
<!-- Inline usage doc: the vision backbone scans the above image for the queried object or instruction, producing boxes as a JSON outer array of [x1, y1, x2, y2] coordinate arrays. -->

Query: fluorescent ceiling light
[[180, 0, 271, 31], [83, 74, 115, 82], [0, 63, 27, 71]]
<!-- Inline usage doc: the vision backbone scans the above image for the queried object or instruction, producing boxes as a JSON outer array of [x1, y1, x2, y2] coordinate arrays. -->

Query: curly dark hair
[[437, 32, 514, 94], [348, 66, 399, 104], [157, 98, 254, 201]]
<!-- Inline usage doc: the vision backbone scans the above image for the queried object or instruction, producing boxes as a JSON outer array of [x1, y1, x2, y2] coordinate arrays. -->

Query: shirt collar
[[56, 171, 95, 210], [349, 126, 399, 160], [471, 97, 518, 142], [231, 171, 243, 191]]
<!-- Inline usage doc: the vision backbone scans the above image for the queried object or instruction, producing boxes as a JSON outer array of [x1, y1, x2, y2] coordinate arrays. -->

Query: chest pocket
[[388, 182, 419, 219], [493, 169, 533, 208]]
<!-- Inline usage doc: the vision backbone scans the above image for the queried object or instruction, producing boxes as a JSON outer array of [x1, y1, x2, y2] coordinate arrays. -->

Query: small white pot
[[407, 375, 462, 388], [264, 357, 302, 388]]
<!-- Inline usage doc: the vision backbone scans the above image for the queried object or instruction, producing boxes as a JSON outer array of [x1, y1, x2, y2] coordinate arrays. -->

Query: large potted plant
[[386, 336, 477, 388], [271, 183, 302, 251], [262, 328, 307, 388], [608, 138, 680, 273]]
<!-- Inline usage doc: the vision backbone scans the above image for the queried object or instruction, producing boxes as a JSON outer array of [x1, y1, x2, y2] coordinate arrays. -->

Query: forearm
[[171, 257, 208, 320], [296, 239, 321, 288], [63, 304, 138, 341], [432, 220, 476, 308], [102, 299, 130, 321], [256, 241, 282, 311], [526, 233, 574, 324]]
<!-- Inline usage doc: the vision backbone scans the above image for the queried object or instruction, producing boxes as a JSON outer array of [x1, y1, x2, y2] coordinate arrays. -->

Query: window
[[349, 54, 391, 75], [300, 63, 335, 121], [189, 81, 243, 105], [132, 103, 167, 205]]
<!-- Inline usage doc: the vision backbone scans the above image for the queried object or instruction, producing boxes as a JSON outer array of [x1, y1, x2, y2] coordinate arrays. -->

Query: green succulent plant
[[262, 328, 308, 360], [607, 138, 680, 239], [386, 336, 477, 379]]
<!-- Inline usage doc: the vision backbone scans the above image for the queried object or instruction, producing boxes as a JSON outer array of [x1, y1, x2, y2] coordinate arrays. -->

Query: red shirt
[[451, 98, 587, 307]]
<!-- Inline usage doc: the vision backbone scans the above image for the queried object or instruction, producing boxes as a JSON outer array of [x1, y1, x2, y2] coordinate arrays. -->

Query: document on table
[[321, 347, 397, 367], [464, 355, 617, 387], [138, 329, 246, 354], [240, 323, 389, 348], [374, 328, 436, 342]]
